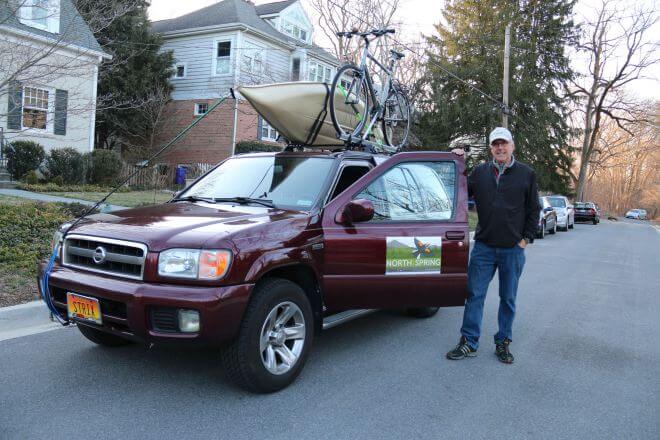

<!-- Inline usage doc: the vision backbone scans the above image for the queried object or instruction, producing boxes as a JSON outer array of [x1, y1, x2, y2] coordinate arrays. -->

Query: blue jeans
[[460, 240, 526, 350]]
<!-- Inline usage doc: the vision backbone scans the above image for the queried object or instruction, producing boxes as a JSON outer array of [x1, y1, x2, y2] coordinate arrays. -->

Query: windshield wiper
[[171, 195, 216, 204], [214, 197, 275, 208]]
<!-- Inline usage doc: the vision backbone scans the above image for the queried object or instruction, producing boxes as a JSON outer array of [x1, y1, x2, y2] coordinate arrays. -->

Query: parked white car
[[547, 195, 574, 231], [625, 209, 648, 220]]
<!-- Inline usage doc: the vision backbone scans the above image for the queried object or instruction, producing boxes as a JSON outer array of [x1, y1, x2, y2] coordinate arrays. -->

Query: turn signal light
[[198, 250, 232, 279]]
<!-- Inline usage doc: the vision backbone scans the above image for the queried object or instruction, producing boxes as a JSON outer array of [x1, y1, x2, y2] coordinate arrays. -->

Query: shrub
[[4, 140, 45, 180], [85, 149, 122, 185], [16, 183, 130, 193], [24, 170, 39, 184], [235, 140, 282, 154], [44, 147, 85, 184]]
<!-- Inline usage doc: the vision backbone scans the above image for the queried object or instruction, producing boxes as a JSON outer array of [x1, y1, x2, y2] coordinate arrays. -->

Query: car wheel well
[[256, 265, 322, 330]]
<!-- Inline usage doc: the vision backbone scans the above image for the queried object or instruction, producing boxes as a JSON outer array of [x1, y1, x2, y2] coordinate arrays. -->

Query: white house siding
[[0, 38, 99, 154], [238, 32, 292, 86], [165, 31, 239, 101]]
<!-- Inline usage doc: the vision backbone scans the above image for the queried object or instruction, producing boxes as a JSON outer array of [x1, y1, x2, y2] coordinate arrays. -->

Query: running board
[[322, 309, 375, 330]]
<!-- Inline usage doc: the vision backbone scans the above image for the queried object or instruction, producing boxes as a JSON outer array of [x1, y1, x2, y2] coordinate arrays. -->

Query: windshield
[[180, 156, 334, 210], [548, 197, 566, 208]]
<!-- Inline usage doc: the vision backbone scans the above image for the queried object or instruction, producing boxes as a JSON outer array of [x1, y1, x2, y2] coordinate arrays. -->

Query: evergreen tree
[[77, 0, 173, 153], [417, 0, 577, 193]]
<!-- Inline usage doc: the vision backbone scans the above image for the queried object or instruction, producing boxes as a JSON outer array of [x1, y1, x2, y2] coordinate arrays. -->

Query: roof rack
[[283, 134, 399, 155]]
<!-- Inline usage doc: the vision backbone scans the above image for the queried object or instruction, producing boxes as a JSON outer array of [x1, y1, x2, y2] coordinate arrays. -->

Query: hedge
[[86, 149, 122, 185], [4, 140, 45, 180], [16, 183, 130, 193], [235, 140, 283, 154], [44, 147, 85, 184]]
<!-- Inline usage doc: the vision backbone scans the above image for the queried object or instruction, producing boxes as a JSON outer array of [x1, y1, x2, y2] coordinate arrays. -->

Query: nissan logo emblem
[[92, 246, 107, 265]]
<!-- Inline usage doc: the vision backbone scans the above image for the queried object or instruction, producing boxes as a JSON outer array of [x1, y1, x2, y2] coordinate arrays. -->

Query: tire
[[77, 324, 132, 347], [381, 86, 410, 150], [549, 221, 556, 234], [568, 218, 574, 229], [405, 307, 439, 318], [329, 64, 370, 141], [221, 278, 314, 393], [592, 219, 598, 225], [538, 221, 545, 239]]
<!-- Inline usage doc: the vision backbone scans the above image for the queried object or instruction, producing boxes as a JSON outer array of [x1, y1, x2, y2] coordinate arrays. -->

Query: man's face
[[490, 139, 514, 164]]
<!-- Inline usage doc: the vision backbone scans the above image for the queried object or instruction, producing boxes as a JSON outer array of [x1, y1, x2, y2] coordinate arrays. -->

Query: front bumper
[[38, 262, 253, 345]]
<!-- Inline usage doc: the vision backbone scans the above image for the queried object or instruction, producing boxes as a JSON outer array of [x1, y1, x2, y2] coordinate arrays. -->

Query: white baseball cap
[[489, 127, 513, 144]]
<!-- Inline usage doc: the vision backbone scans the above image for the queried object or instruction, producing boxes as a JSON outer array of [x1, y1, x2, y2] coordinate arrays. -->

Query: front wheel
[[405, 307, 439, 318], [538, 221, 545, 239], [381, 86, 410, 150], [221, 278, 314, 393], [329, 64, 370, 141]]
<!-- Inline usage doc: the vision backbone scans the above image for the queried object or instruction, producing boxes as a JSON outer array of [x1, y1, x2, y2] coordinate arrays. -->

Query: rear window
[[547, 197, 566, 208], [576, 203, 593, 209]]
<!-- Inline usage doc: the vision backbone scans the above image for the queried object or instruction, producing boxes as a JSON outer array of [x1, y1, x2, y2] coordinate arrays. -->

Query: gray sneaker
[[446, 336, 477, 360]]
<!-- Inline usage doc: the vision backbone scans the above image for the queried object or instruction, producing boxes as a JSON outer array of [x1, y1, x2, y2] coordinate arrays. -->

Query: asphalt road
[[1, 219, 657, 440]]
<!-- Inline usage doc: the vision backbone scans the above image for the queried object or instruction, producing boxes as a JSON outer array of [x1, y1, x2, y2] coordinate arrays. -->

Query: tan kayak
[[237, 81, 384, 147]]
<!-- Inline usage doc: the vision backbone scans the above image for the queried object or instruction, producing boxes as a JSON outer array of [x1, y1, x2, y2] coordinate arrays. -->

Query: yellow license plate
[[67, 292, 102, 325]]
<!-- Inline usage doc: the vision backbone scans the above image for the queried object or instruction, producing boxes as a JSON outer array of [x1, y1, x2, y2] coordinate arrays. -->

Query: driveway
[[0, 219, 657, 439]]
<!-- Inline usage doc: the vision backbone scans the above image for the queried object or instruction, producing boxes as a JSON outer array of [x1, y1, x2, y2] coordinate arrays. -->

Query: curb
[[0, 300, 44, 313]]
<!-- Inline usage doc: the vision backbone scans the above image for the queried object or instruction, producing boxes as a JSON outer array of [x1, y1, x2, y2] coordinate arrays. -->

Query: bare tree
[[570, 0, 658, 200]]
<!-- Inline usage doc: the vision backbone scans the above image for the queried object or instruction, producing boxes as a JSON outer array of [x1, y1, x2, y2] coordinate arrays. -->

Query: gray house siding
[[238, 32, 291, 85]]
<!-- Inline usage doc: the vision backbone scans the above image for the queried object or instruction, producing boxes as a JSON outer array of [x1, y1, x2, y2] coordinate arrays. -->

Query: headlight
[[158, 249, 232, 280]]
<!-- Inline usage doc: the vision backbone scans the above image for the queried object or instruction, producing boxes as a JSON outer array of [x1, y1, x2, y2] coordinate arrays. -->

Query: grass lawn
[[45, 190, 173, 207], [468, 210, 478, 231], [0, 195, 82, 307]]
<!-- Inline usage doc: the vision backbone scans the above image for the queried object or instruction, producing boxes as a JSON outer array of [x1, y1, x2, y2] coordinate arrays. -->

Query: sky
[[148, 0, 659, 99]]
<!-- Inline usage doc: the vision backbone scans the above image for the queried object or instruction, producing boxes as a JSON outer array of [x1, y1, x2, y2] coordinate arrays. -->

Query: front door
[[321, 152, 469, 310]]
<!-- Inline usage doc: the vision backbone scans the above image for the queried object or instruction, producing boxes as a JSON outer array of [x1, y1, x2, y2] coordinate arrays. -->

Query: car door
[[321, 152, 469, 310]]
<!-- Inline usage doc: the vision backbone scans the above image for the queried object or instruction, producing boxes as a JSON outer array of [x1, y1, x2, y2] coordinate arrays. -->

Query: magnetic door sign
[[386, 236, 442, 275]]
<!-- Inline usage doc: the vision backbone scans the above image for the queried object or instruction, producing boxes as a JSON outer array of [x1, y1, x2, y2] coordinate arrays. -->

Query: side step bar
[[322, 309, 375, 330]]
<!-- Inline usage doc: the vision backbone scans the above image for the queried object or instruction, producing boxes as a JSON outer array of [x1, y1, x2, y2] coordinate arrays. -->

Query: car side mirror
[[335, 199, 374, 225]]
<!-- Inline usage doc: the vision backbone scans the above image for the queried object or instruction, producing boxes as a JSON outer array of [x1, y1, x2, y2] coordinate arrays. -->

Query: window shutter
[[7, 81, 22, 130], [54, 89, 68, 135], [257, 116, 263, 140]]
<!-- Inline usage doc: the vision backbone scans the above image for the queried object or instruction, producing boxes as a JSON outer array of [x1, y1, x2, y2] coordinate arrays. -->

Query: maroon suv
[[38, 150, 469, 392]]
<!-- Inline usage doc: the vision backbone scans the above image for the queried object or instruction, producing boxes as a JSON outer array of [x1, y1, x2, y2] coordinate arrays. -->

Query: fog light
[[178, 309, 200, 333]]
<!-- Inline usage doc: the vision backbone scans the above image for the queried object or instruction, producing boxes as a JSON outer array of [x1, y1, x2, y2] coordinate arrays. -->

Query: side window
[[329, 165, 371, 200], [355, 162, 455, 222]]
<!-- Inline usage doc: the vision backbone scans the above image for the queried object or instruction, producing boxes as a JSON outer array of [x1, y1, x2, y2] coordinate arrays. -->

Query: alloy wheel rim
[[259, 301, 306, 375]]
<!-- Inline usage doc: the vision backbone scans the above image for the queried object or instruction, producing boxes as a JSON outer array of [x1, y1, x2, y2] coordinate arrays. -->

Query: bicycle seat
[[390, 49, 405, 59]]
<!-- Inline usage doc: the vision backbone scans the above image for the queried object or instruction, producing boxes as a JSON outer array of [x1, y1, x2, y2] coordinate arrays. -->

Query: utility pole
[[502, 23, 511, 128]]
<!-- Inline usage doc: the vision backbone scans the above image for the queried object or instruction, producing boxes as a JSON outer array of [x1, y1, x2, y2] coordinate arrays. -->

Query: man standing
[[447, 127, 539, 364]]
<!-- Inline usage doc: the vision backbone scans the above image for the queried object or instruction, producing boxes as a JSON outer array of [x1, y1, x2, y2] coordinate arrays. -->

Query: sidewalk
[[0, 188, 127, 211], [0, 301, 67, 342]]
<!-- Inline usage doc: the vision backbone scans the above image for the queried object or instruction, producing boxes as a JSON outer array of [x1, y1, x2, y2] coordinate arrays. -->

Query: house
[[0, 0, 109, 155], [151, 0, 340, 165]]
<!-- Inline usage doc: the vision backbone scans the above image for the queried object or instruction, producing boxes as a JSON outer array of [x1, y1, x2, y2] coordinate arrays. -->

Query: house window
[[19, 0, 60, 33], [260, 119, 278, 142], [194, 103, 208, 116], [291, 58, 300, 81], [282, 20, 309, 43], [242, 43, 264, 74], [174, 63, 186, 79], [215, 40, 232, 75], [22, 87, 50, 130], [308, 61, 332, 83]]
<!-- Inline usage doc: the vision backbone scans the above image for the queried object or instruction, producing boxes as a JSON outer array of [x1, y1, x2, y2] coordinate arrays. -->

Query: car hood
[[65, 202, 309, 252]]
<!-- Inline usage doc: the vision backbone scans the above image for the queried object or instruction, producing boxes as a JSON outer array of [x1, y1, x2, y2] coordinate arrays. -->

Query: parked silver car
[[625, 209, 648, 220], [547, 195, 574, 231], [538, 196, 558, 238]]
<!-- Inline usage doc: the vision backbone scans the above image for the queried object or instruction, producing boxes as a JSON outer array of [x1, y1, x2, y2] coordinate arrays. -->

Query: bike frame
[[351, 35, 400, 140]]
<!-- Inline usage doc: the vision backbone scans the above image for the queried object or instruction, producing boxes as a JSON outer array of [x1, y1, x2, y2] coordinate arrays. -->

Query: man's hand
[[518, 238, 527, 249], [451, 148, 465, 156]]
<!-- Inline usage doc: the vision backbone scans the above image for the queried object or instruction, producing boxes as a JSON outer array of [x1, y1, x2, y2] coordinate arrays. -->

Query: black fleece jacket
[[469, 160, 540, 248]]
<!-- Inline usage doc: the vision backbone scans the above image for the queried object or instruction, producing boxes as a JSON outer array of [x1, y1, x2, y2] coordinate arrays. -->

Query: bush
[[85, 149, 122, 185], [44, 147, 85, 184], [16, 183, 130, 193], [235, 140, 282, 154], [24, 170, 39, 185], [4, 140, 45, 180]]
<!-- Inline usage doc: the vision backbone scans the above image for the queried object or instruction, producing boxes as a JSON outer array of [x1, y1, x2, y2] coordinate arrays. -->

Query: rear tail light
[[589, 209, 596, 214]]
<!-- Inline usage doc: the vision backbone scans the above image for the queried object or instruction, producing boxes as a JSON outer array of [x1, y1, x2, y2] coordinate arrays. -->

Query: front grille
[[62, 235, 147, 280], [150, 307, 179, 333]]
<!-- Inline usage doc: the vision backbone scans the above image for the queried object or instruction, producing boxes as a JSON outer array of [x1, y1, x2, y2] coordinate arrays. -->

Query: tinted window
[[183, 156, 334, 210], [356, 162, 455, 221]]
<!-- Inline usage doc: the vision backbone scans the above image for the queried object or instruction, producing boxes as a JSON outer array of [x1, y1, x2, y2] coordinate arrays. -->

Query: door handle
[[445, 231, 465, 240]]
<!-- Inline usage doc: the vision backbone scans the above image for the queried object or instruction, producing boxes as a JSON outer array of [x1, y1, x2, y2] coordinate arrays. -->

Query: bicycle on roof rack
[[330, 28, 410, 152]]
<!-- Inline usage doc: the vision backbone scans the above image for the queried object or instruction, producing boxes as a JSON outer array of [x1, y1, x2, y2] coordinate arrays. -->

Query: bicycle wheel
[[329, 64, 370, 140], [381, 86, 410, 150]]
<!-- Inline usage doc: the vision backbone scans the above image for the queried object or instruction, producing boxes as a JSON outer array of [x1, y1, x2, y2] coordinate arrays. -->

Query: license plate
[[67, 292, 102, 325]]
